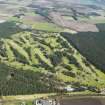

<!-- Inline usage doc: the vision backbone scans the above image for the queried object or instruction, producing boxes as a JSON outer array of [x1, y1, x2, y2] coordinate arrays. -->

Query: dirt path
[[60, 98, 105, 105]]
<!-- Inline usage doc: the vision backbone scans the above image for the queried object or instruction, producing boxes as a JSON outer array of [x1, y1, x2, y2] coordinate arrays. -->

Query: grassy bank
[[2, 93, 56, 101], [1, 91, 105, 101]]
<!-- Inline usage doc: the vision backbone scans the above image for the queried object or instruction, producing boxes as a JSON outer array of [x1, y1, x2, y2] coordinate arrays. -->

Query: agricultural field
[[78, 16, 105, 24], [32, 22, 62, 32]]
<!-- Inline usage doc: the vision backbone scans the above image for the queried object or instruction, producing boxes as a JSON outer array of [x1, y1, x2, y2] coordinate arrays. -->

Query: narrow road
[[60, 98, 105, 105]]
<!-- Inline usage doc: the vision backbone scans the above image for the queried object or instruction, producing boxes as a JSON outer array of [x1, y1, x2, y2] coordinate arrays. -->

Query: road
[[60, 98, 105, 105]]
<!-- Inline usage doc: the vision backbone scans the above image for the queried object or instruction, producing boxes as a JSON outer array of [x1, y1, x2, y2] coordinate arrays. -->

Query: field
[[49, 12, 99, 32], [78, 16, 105, 24], [32, 22, 62, 32]]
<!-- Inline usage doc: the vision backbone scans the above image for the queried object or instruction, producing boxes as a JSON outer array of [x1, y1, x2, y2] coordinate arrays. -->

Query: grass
[[25, 11, 38, 16], [63, 29, 77, 34], [30, 46, 39, 65], [2, 93, 56, 101], [32, 47, 53, 67], [45, 37, 60, 48], [6, 39, 31, 64], [78, 15, 105, 24], [56, 72, 78, 82], [89, 16, 105, 23], [3, 40, 15, 62], [67, 90, 96, 95], [62, 16, 74, 20], [32, 22, 62, 32]]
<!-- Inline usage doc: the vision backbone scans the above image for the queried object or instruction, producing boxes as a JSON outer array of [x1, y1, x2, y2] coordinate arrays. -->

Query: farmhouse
[[34, 99, 59, 105], [16, 23, 32, 30], [100, 88, 105, 94]]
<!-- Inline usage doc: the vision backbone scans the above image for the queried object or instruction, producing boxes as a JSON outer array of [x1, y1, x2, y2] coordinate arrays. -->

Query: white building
[[35, 99, 60, 105], [64, 85, 75, 92]]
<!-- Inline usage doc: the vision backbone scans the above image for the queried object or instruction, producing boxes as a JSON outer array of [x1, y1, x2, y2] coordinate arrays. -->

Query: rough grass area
[[0, 31, 105, 95], [32, 22, 62, 32]]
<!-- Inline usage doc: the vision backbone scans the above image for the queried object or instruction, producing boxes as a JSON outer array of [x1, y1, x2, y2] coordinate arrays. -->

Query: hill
[[61, 31, 105, 72], [0, 31, 105, 95]]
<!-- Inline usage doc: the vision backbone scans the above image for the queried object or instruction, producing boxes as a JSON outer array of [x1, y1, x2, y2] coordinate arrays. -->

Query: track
[[60, 98, 105, 105]]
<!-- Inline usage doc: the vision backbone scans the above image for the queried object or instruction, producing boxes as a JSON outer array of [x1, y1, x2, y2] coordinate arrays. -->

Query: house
[[36, 99, 49, 105], [34, 99, 60, 105], [100, 88, 105, 95], [16, 23, 32, 30]]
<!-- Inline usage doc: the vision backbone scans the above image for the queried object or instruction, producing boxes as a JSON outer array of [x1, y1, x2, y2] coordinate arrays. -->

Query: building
[[34, 99, 60, 105], [100, 88, 105, 94], [64, 85, 75, 92], [16, 23, 32, 30]]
